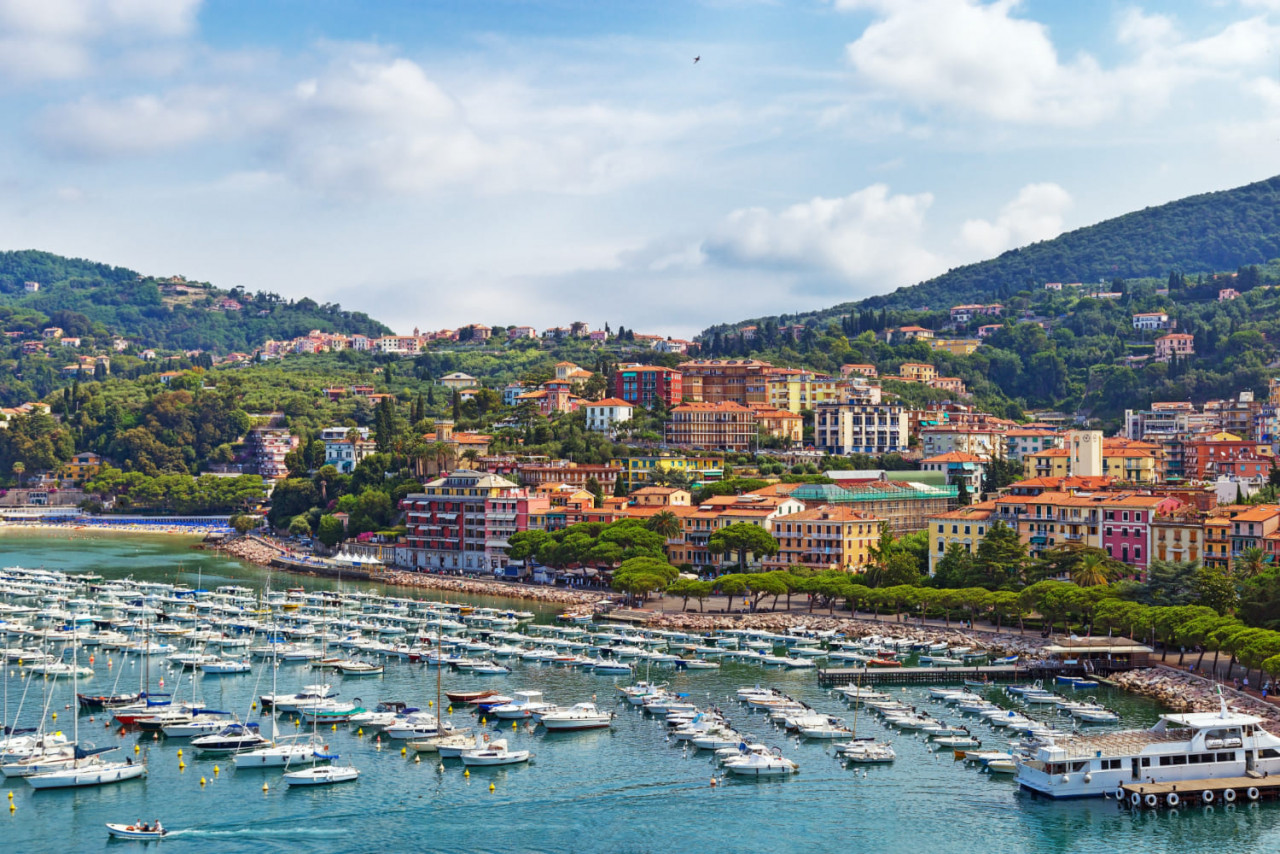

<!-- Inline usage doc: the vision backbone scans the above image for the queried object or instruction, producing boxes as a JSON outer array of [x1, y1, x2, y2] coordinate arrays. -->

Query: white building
[[1131, 312, 1171, 331], [813, 401, 907, 455], [919, 426, 1007, 461], [584, 398, 634, 433]]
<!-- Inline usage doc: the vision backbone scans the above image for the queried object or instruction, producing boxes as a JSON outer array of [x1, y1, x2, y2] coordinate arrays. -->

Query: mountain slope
[[0, 250, 390, 352], [705, 174, 1280, 333]]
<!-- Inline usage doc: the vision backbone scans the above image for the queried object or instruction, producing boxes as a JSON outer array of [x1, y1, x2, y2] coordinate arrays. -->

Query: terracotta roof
[[922, 452, 986, 464], [590, 398, 635, 407]]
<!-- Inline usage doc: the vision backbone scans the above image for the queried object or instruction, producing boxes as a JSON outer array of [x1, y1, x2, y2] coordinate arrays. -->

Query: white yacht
[[540, 703, 614, 731], [1014, 696, 1280, 799]]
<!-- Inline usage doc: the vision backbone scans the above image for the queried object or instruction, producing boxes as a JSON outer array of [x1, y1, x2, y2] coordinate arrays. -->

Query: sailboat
[[834, 673, 896, 764], [280, 575, 358, 787], [26, 634, 147, 789]]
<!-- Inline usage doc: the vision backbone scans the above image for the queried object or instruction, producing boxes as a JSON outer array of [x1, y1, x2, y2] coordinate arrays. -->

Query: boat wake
[[168, 828, 348, 839]]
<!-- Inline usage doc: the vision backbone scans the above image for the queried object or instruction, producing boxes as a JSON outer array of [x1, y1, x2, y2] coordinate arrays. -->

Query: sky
[[2, 0, 1280, 337]]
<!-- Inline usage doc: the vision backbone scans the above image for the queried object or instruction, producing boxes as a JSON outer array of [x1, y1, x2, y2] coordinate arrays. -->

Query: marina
[[2, 531, 1279, 853]]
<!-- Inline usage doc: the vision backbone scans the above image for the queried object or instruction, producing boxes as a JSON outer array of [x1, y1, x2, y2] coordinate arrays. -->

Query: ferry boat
[[1014, 695, 1280, 798]]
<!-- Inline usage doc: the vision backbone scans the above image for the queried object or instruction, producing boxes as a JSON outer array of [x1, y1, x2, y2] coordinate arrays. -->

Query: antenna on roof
[[1218, 684, 1228, 719]]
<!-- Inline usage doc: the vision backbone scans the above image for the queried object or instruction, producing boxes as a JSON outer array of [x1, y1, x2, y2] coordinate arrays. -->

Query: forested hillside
[[708, 175, 1280, 334], [0, 250, 389, 353]]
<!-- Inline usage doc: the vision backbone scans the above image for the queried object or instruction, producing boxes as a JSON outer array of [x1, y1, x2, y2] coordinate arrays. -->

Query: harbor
[[2, 532, 1280, 854]]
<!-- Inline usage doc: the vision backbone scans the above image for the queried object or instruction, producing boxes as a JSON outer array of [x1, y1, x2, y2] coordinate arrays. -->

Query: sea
[[2, 529, 1278, 854]]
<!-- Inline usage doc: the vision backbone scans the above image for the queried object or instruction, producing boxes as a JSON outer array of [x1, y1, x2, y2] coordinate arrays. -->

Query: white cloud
[[958, 182, 1072, 256], [36, 50, 732, 197], [702, 184, 943, 290], [0, 0, 201, 80], [38, 89, 231, 156], [838, 0, 1280, 127]]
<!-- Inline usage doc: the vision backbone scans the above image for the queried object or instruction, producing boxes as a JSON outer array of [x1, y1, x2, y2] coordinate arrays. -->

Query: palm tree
[[1234, 546, 1268, 579], [11, 461, 24, 487], [460, 449, 481, 469], [646, 510, 681, 540], [1070, 552, 1115, 587]]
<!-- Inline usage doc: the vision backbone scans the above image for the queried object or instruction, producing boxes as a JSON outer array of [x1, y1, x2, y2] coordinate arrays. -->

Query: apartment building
[[813, 401, 907, 456], [665, 402, 756, 451], [613, 364, 683, 408], [399, 471, 549, 572], [767, 506, 883, 572]]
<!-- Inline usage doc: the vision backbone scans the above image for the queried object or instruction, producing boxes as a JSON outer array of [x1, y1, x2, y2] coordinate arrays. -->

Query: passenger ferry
[[1014, 695, 1280, 798]]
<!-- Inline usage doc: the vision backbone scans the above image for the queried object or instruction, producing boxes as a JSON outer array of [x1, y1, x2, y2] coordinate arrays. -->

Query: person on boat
[[153, 820, 163, 834]]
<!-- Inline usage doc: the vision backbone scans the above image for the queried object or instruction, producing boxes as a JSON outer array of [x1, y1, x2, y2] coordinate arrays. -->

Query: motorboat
[[836, 739, 896, 764], [459, 738, 532, 766], [282, 763, 359, 786], [199, 658, 252, 674], [336, 660, 384, 675], [723, 746, 798, 776], [540, 703, 614, 731], [106, 823, 168, 840], [261, 683, 335, 712], [161, 713, 235, 738], [445, 690, 500, 704], [490, 691, 554, 720], [383, 712, 453, 740], [799, 718, 854, 739], [189, 722, 267, 754]]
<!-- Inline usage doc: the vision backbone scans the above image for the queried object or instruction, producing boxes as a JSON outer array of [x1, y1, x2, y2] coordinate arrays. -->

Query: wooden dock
[[1120, 776, 1280, 808]]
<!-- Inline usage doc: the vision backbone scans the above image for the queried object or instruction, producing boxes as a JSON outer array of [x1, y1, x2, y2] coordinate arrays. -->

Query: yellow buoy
[[6, 792, 12, 800], [400, 747, 406, 756], [177, 749, 183, 757], [357, 728, 363, 736], [512, 722, 517, 730], [428, 700, 433, 707], [200, 777, 206, 787], [251, 702, 257, 710], [51, 712, 56, 721], [481, 717, 486, 725], [179, 761, 185, 770], [214, 765, 220, 776], [448, 706, 453, 714], [331, 724, 337, 732], [134, 745, 140, 754], [489, 782, 495, 792], [463, 769, 470, 778], [262, 783, 268, 792], [8, 803, 13, 813]]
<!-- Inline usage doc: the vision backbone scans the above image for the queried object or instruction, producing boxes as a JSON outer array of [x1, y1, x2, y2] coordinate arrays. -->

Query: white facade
[[585, 400, 634, 433], [813, 402, 907, 455], [919, 427, 1006, 461]]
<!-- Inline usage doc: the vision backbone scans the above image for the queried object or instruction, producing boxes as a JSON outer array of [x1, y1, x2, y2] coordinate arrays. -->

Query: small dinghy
[[106, 822, 168, 839]]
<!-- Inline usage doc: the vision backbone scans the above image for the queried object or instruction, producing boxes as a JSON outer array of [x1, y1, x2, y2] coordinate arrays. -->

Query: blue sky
[[2, 0, 1278, 336]]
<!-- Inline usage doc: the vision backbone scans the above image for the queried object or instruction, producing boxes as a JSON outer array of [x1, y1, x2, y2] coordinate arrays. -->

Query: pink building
[[1154, 333, 1194, 362], [1101, 495, 1181, 575]]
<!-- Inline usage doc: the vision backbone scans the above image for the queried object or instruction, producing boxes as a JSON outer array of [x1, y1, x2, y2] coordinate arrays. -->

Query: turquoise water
[[3, 531, 1280, 854]]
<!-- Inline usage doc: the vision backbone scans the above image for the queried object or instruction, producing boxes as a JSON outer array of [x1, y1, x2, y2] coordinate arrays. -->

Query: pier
[[817, 662, 1133, 687], [1119, 776, 1280, 809]]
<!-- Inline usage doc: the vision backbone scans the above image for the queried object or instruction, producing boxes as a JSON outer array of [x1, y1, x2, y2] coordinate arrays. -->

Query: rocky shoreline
[[643, 610, 1049, 656], [1111, 668, 1280, 725], [376, 570, 608, 607]]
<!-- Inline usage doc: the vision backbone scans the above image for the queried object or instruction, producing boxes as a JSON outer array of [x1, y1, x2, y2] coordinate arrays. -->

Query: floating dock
[[814, 664, 1131, 686], [1119, 776, 1280, 809]]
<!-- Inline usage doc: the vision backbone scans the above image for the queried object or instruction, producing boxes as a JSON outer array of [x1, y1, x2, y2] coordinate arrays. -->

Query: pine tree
[[451, 389, 461, 421]]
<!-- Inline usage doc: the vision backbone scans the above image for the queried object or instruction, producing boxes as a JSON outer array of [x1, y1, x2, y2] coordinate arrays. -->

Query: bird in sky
[[694, 56, 700, 64]]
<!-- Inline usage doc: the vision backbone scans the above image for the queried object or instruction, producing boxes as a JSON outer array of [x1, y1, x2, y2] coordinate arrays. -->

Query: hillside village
[[4, 259, 1280, 612]]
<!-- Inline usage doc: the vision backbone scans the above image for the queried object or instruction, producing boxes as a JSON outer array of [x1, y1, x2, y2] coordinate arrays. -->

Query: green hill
[[706, 174, 1280, 333], [0, 249, 390, 353]]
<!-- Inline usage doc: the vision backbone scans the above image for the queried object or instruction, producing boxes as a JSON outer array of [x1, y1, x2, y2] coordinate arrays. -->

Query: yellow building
[[929, 338, 982, 356], [610, 455, 722, 490], [768, 505, 883, 572], [1152, 511, 1203, 565], [60, 452, 102, 482], [765, 374, 847, 413], [1203, 516, 1231, 569], [900, 362, 937, 381], [926, 502, 996, 574], [1024, 442, 1159, 483]]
